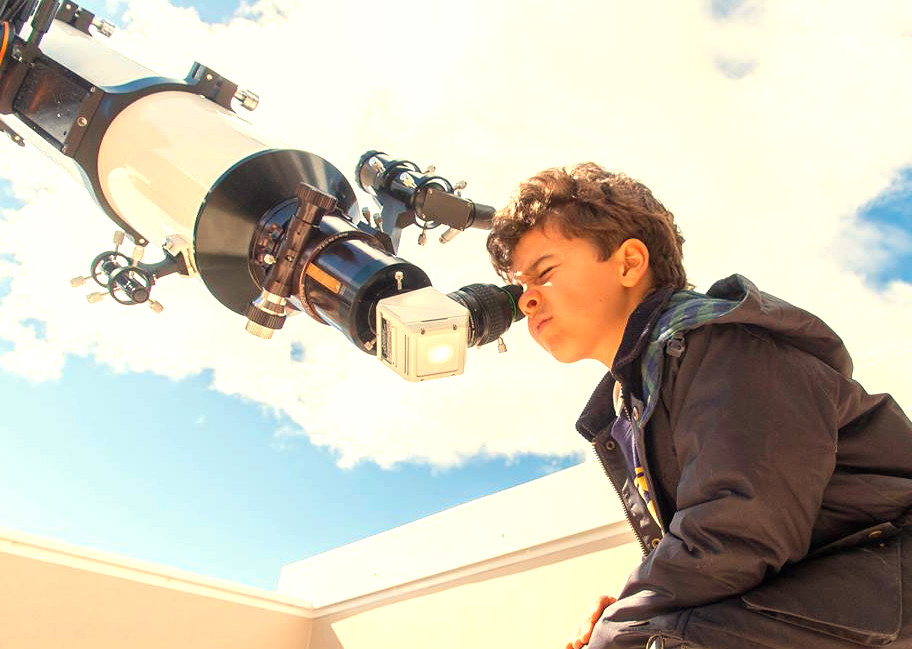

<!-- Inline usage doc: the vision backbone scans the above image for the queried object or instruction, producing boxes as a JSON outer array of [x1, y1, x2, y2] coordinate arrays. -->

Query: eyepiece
[[447, 283, 524, 348]]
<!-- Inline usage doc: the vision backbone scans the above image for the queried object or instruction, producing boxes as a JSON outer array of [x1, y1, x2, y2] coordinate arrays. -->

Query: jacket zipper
[[627, 403, 668, 534], [591, 441, 649, 556]]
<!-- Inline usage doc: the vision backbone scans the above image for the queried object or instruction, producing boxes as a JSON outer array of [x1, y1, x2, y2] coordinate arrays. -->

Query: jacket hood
[[577, 274, 853, 442], [705, 275, 853, 377]]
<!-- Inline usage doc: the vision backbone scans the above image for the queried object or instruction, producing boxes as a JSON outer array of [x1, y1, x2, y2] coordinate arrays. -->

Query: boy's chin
[[545, 343, 584, 365]]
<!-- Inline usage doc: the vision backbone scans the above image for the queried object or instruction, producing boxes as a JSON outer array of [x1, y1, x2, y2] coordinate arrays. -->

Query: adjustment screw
[[77, 117, 88, 127], [233, 88, 259, 111]]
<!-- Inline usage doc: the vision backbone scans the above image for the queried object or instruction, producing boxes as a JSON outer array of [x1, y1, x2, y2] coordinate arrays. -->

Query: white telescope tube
[[97, 91, 280, 246]]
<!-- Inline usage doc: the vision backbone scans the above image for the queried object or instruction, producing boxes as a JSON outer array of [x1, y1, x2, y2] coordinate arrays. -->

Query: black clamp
[[185, 62, 239, 111], [55, 1, 95, 35]]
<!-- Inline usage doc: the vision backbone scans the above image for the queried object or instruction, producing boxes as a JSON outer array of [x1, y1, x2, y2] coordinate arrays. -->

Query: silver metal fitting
[[399, 173, 417, 189], [245, 290, 287, 339], [91, 17, 116, 37], [439, 227, 460, 244], [234, 88, 260, 111], [245, 321, 275, 339]]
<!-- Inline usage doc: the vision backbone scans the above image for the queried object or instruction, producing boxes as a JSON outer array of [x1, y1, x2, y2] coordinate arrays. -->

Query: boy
[[487, 163, 912, 649]]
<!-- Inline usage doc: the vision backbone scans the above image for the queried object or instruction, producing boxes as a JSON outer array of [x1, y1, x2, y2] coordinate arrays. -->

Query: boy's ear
[[617, 238, 650, 287]]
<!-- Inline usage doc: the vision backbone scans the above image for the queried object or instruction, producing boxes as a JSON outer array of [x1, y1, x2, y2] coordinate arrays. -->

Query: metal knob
[[245, 320, 275, 339], [234, 88, 259, 111], [439, 227, 460, 244], [91, 17, 116, 37]]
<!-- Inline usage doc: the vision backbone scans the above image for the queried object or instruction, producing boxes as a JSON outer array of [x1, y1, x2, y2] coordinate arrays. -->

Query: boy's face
[[511, 222, 649, 366]]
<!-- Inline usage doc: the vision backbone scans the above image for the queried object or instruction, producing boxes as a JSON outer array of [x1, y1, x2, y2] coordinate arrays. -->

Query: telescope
[[0, 0, 524, 381]]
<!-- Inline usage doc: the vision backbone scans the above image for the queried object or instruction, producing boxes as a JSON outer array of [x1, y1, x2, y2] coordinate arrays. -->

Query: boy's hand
[[564, 595, 617, 649]]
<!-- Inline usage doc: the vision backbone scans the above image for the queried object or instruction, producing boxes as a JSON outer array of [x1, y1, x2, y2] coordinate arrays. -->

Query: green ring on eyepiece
[[496, 285, 519, 321]]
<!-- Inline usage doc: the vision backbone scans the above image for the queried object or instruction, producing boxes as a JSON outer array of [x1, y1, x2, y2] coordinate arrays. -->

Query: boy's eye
[[514, 265, 556, 290]]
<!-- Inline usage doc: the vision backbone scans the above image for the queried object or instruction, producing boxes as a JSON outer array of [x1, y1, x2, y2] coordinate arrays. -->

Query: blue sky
[[0, 352, 575, 587], [857, 168, 912, 285], [105, 0, 240, 24], [1, 0, 911, 593]]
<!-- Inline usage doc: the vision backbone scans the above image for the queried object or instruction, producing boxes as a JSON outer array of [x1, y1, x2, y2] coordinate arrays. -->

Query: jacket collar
[[576, 287, 674, 441]]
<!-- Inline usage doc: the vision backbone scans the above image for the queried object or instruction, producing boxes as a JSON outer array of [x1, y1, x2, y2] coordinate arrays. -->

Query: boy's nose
[[518, 288, 541, 316]]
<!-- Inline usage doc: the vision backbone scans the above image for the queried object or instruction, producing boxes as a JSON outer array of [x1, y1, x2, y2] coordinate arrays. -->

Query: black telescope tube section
[[297, 215, 432, 352]]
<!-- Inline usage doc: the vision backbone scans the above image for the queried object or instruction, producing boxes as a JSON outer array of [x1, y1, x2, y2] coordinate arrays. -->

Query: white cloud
[[0, 0, 910, 467]]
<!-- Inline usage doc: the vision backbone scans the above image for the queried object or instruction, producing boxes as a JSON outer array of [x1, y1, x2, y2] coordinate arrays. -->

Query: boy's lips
[[531, 315, 552, 338]]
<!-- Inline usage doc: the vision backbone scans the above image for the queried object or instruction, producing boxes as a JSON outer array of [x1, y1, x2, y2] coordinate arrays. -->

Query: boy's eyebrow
[[513, 254, 556, 282]]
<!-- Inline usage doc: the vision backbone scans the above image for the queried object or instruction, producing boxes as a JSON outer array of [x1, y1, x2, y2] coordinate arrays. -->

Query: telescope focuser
[[245, 183, 338, 339]]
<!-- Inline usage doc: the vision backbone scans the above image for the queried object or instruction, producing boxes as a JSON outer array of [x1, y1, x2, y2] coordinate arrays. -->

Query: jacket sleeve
[[605, 323, 842, 623]]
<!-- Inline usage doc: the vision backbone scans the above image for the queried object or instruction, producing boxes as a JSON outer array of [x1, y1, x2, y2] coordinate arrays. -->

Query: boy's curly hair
[[486, 163, 688, 290]]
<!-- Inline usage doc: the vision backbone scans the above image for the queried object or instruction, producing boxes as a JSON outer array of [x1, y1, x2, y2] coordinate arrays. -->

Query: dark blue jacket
[[577, 275, 912, 648]]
